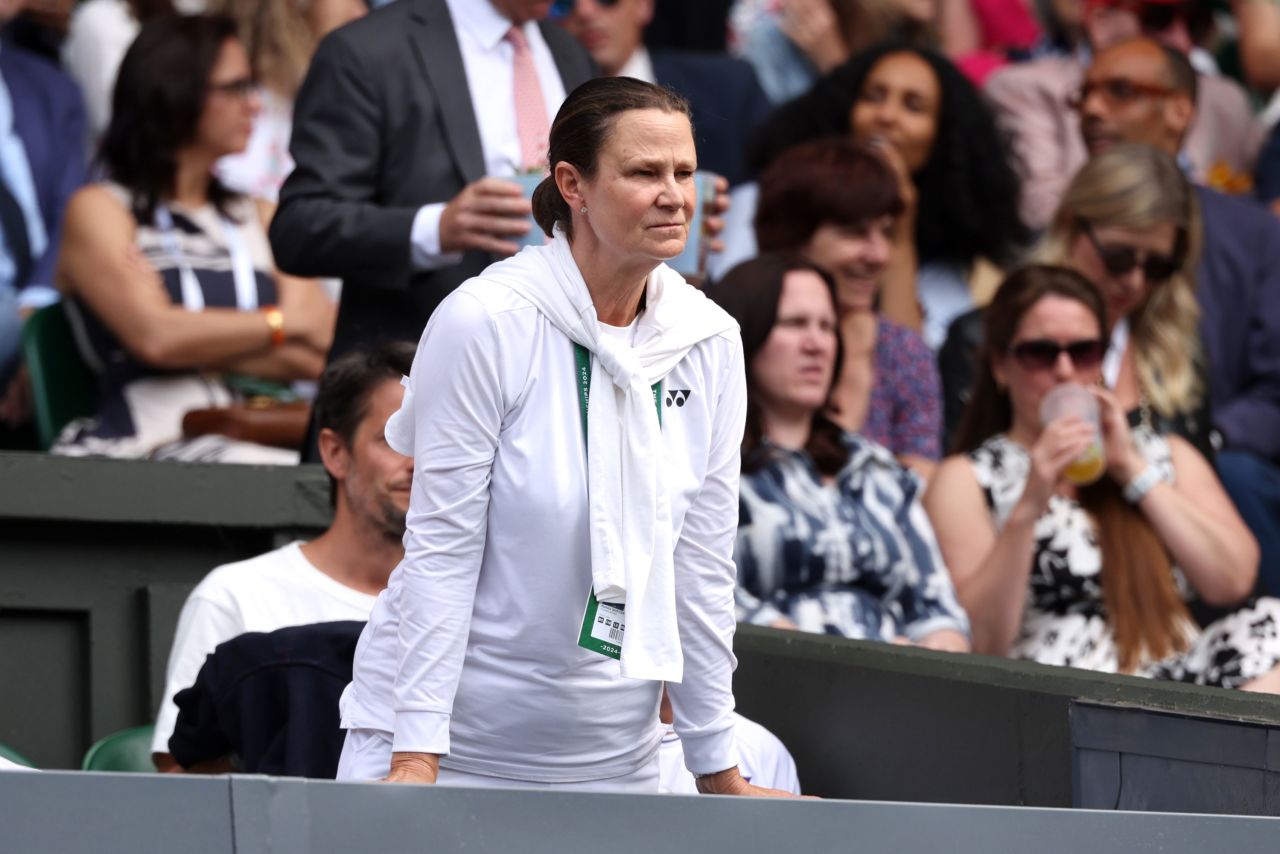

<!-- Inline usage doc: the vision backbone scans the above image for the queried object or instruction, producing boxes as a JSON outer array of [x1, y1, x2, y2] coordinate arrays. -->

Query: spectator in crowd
[[152, 341, 414, 772], [560, 0, 771, 186], [269, 0, 595, 368], [938, 143, 1205, 451], [211, 0, 366, 202], [0, 0, 87, 433], [1038, 144, 1210, 455], [336, 78, 789, 797], [657, 688, 800, 795], [52, 15, 334, 462], [727, 0, 937, 104], [740, 43, 1028, 350], [708, 254, 969, 649], [986, 0, 1259, 231], [752, 138, 941, 474], [925, 265, 1280, 692], [1078, 38, 1280, 596], [60, 0, 172, 148]]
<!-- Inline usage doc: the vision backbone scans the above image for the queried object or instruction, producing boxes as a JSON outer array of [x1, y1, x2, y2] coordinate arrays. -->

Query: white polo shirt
[[340, 277, 746, 783]]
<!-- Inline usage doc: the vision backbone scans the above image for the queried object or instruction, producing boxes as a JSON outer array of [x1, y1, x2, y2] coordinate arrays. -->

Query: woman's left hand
[[1091, 386, 1146, 484], [915, 629, 970, 653], [696, 766, 806, 798]]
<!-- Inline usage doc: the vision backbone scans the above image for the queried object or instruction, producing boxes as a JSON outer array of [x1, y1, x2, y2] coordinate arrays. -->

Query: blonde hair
[[209, 0, 315, 98], [1038, 143, 1202, 419]]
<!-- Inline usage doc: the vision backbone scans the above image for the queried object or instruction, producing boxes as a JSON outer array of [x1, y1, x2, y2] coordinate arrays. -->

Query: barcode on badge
[[592, 602, 625, 646]]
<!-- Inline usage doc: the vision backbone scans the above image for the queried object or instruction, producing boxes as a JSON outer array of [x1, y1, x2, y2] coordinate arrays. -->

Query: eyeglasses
[[1079, 219, 1182, 283], [548, 0, 620, 16], [208, 77, 259, 100], [1009, 338, 1106, 372], [1069, 77, 1176, 111]]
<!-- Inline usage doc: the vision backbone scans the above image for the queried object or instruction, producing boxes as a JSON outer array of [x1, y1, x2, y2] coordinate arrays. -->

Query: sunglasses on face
[[1068, 77, 1176, 110], [1009, 338, 1106, 372], [208, 77, 259, 100], [1079, 219, 1182, 283], [549, 0, 619, 16]]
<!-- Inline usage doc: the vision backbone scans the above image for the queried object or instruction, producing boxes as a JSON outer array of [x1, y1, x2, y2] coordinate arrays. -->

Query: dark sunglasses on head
[[1078, 219, 1183, 283], [549, 0, 619, 16], [1009, 338, 1106, 372]]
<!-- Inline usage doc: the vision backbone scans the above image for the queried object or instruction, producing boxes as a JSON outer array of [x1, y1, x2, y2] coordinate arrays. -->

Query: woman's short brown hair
[[754, 137, 904, 252]]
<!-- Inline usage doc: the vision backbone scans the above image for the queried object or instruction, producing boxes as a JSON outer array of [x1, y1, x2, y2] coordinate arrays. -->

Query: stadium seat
[[81, 725, 156, 772], [22, 302, 98, 450], [0, 742, 34, 768]]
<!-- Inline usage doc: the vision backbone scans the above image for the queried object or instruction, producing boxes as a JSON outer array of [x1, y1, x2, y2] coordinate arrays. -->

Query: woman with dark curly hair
[[744, 42, 1029, 349]]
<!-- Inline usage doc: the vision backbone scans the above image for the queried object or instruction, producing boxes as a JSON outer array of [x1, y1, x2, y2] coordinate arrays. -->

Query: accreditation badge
[[578, 587, 624, 660]]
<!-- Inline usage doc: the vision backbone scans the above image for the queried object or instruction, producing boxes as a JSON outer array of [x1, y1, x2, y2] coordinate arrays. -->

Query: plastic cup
[[1038, 383, 1105, 486]]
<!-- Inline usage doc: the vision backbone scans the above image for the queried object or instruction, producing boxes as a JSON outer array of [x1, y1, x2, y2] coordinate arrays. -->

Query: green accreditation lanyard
[[574, 341, 662, 660]]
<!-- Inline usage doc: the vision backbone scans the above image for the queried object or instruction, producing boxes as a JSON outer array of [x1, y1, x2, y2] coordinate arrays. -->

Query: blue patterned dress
[[735, 433, 970, 641]]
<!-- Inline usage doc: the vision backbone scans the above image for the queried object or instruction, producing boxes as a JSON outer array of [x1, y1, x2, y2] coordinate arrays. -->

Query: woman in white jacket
[[335, 77, 791, 797]]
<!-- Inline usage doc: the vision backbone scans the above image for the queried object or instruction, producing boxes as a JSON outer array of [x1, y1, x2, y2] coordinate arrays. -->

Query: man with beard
[[151, 343, 415, 771]]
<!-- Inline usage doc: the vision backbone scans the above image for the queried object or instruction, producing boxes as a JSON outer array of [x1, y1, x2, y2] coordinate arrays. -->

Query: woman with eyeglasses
[[1037, 143, 1212, 457], [53, 15, 335, 462], [923, 265, 1280, 691]]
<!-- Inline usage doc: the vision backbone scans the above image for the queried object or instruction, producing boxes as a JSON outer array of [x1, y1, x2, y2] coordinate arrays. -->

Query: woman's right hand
[[867, 137, 918, 217], [278, 279, 335, 353], [384, 751, 440, 784], [1016, 416, 1097, 518]]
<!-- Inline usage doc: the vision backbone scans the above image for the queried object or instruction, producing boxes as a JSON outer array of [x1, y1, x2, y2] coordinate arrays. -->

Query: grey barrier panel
[[4, 771, 1280, 854], [732, 625, 1280, 805], [1071, 702, 1280, 815], [0, 772, 233, 854]]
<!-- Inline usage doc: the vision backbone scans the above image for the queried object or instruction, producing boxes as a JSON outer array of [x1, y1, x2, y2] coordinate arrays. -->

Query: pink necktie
[[506, 26, 550, 173]]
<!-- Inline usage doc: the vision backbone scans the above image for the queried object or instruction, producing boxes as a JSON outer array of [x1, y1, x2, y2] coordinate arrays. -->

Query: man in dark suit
[[269, 0, 595, 364], [561, 0, 770, 187], [0, 6, 88, 428]]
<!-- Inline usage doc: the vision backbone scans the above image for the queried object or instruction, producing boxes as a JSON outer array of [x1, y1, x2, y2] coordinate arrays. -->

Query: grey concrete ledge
[[0, 451, 331, 528]]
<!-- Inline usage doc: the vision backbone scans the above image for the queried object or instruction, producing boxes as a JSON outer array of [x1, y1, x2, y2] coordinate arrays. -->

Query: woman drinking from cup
[[924, 265, 1280, 690]]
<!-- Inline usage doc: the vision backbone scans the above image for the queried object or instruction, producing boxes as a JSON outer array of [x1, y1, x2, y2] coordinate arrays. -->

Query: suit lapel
[[540, 21, 593, 91], [410, 0, 485, 185]]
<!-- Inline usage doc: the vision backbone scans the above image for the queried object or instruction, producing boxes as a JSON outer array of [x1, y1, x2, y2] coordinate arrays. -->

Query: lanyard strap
[[155, 205, 260, 313], [573, 342, 662, 450], [1102, 317, 1129, 390]]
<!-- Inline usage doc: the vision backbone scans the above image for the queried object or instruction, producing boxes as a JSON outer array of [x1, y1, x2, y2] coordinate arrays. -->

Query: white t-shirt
[[340, 278, 747, 784], [658, 713, 800, 795], [152, 542, 378, 754]]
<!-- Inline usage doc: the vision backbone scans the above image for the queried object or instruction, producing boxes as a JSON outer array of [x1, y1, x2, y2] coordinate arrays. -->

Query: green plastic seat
[[21, 302, 99, 450], [81, 725, 156, 772], [0, 741, 34, 768]]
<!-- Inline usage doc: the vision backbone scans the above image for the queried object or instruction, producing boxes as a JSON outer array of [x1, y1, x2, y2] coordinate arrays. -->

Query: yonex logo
[[665, 389, 691, 407]]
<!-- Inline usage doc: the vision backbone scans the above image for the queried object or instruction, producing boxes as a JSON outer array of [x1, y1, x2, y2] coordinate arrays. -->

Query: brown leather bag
[[181, 399, 310, 451]]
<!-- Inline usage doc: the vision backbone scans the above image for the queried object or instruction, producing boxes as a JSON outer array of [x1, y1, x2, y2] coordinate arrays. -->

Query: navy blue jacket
[[652, 51, 771, 187], [1195, 186, 1280, 461], [1, 37, 87, 291]]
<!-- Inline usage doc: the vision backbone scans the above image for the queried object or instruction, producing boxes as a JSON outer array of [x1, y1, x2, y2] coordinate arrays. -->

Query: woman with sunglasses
[[1038, 143, 1211, 458], [924, 265, 1280, 690], [53, 15, 335, 461]]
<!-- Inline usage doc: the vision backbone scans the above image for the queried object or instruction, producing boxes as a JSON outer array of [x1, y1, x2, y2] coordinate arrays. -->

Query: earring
[[579, 205, 588, 214]]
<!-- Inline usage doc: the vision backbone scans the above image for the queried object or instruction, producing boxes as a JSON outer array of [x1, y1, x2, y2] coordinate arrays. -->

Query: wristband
[[1122, 465, 1164, 504], [262, 306, 285, 348]]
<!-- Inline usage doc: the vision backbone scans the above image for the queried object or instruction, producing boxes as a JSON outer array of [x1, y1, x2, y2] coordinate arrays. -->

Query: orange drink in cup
[[1039, 383, 1105, 486]]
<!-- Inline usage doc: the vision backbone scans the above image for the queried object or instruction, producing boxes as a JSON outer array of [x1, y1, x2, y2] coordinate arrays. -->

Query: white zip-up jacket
[[340, 277, 746, 783]]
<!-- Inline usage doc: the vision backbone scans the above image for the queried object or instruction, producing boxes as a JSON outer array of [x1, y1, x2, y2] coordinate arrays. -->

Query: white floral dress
[[969, 428, 1280, 687]]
